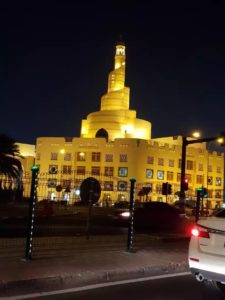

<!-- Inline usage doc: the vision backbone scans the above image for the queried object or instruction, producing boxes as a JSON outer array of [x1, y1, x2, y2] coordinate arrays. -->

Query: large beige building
[[35, 42, 224, 208]]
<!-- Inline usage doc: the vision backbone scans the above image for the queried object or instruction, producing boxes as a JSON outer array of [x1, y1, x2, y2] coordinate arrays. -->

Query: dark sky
[[1, 0, 225, 145]]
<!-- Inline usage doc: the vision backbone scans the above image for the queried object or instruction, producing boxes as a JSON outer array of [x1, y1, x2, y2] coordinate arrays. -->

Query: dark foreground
[[24, 274, 225, 300]]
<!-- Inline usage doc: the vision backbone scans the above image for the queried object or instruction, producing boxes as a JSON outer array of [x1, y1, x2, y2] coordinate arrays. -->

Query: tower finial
[[116, 34, 125, 46]]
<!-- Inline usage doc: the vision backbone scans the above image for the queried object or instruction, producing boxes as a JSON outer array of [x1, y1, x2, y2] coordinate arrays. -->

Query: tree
[[0, 134, 23, 179]]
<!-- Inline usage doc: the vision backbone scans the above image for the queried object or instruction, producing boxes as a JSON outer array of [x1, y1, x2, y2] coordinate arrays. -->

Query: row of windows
[[36, 152, 222, 173], [48, 179, 128, 191], [49, 165, 128, 177], [48, 165, 222, 186], [47, 178, 223, 197], [146, 169, 222, 186]]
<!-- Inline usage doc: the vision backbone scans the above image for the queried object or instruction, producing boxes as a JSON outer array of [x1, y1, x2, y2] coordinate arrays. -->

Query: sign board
[[80, 177, 101, 204]]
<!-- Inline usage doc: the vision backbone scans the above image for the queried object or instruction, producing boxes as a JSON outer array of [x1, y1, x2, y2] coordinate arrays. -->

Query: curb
[[0, 261, 189, 297]]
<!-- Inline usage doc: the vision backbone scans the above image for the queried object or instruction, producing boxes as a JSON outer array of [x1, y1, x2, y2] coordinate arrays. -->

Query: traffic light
[[196, 187, 208, 198], [162, 182, 168, 195], [203, 188, 208, 198], [168, 184, 172, 195], [182, 178, 189, 191]]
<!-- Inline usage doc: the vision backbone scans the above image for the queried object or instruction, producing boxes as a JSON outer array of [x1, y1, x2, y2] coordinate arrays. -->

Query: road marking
[[5, 271, 191, 299]]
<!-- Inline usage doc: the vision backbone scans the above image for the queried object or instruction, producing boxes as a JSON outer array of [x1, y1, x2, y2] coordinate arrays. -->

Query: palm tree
[[0, 134, 23, 179]]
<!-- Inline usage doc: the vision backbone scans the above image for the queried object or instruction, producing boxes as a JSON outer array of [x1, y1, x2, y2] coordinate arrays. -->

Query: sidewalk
[[0, 234, 190, 298]]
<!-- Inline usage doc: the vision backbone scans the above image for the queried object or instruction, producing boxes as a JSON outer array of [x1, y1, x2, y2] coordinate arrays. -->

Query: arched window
[[95, 128, 108, 141]]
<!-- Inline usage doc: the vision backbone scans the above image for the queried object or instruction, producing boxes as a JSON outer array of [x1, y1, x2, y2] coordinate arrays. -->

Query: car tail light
[[191, 226, 210, 238]]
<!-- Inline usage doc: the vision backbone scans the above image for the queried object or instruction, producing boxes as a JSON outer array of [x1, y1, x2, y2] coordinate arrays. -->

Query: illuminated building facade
[[0, 143, 35, 198], [35, 42, 224, 208]]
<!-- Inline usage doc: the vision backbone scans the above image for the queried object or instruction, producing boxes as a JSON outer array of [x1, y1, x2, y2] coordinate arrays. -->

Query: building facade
[[0, 143, 35, 199], [35, 42, 224, 208]]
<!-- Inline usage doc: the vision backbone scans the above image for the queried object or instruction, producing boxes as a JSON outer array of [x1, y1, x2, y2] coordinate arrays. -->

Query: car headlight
[[120, 211, 130, 218]]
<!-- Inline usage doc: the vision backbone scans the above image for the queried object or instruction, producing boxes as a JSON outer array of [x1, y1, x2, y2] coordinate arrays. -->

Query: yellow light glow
[[60, 149, 65, 154], [116, 47, 125, 56], [121, 125, 134, 135], [134, 129, 146, 139], [192, 131, 201, 138], [217, 137, 224, 144], [79, 152, 85, 157], [115, 62, 121, 69]]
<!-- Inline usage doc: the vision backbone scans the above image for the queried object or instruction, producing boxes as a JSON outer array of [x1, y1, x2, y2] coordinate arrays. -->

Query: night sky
[[1, 0, 225, 146]]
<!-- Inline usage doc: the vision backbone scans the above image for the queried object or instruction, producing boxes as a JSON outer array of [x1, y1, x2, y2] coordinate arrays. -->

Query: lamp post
[[179, 134, 224, 209]]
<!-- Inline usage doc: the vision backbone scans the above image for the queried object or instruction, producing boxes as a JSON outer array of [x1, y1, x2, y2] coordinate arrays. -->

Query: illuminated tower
[[80, 42, 151, 141]]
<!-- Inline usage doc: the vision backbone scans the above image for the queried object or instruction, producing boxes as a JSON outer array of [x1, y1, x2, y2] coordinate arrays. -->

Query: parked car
[[134, 202, 190, 233], [113, 201, 191, 233], [189, 208, 225, 297], [113, 201, 130, 209]]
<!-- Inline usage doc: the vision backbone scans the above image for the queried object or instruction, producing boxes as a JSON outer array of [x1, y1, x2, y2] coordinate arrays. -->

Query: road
[[0, 213, 128, 237], [18, 274, 225, 300]]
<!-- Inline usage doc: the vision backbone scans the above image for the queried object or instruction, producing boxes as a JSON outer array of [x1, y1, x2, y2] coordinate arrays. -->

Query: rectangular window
[[62, 165, 71, 174], [198, 163, 203, 171], [120, 154, 128, 162], [36, 153, 40, 160], [64, 153, 72, 161], [217, 166, 221, 173], [62, 180, 71, 188], [216, 177, 222, 186], [168, 160, 174, 167], [158, 158, 164, 166], [91, 166, 100, 176], [118, 181, 127, 191], [177, 173, 181, 182], [196, 175, 204, 184], [187, 160, 193, 170], [77, 166, 85, 175], [167, 171, 173, 181], [51, 152, 58, 160], [207, 189, 213, 198], [49, 165, 58, 174], [178, 159, 181, 169], [156, 184, 162, 193], [92, 152, 101, 162], [77, 152, 86, 161], [104, 181, 113, 191], [146, 169, 153, 179], [105, 154, 113, 162], [215, 190, 221, 198], [208, 165, 212, 172], [157, 170, 164, 180], [104, 167, 114, 176], [118, 167, 128, 177], [147, 156, 154, 164]]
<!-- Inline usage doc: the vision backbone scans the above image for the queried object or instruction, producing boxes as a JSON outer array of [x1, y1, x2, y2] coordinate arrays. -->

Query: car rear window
[[215, 208, 225, 218]]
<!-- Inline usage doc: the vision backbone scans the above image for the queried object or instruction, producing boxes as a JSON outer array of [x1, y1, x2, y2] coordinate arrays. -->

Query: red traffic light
[[182, 178, 189, 191]]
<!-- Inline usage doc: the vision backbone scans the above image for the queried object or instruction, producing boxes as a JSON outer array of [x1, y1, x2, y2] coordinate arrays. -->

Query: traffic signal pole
[[179, 134, 224, 209], [179, 137, 187, 206]]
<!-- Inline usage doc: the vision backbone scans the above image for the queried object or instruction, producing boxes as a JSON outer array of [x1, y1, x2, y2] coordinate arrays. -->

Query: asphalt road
[[0, 213, 128, 237], [21, 274, 225, 300]]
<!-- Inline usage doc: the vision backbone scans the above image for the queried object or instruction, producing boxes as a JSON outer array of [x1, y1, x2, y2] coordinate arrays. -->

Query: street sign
[[80, 177, 101, 204]]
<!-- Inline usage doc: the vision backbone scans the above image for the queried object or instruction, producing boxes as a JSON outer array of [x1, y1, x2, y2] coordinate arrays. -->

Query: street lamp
[[192, 131, 201, 138]]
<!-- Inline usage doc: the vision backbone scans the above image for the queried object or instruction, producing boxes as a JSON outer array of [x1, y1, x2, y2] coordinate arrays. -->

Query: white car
[[188, 208, 225, 296]]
